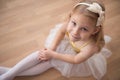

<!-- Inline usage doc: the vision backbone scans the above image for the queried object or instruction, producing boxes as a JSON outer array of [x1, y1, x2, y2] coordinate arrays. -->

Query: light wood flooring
[[0, 0, 120, 80]]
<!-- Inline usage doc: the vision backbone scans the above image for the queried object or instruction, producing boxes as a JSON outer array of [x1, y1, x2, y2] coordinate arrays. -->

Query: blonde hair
[[65, 0, 105, 52]]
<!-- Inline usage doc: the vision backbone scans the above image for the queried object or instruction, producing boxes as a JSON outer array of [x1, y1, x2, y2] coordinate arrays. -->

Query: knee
[[32, 51, 40, 55], [29, 51, 40, 59]]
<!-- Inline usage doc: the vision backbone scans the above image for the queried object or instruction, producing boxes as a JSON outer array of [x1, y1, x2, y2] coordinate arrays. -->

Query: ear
[[92, 26, 100, 35]]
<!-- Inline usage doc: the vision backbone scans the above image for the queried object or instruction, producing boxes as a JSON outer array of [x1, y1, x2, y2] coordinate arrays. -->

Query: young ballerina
[[0, 0, 112, 80]]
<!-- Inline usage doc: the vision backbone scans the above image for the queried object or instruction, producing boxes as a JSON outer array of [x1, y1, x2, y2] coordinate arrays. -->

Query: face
[[67, 13, 98, 42]]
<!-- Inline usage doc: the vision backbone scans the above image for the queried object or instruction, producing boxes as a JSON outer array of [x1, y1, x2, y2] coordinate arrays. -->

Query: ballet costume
[[45, 24, 112, 80], [0, 24, 112, 80]]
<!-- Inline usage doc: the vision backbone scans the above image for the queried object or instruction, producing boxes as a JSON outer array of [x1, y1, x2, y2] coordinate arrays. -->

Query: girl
[[0, 0, 112, 80]]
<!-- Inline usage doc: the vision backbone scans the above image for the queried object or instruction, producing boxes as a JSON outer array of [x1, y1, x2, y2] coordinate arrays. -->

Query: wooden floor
[[0, 0, 120, 80]]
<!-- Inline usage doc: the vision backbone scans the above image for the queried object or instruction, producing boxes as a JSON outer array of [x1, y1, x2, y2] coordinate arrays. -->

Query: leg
[[0, 67, 10, 75], [18, 61, 53, 76], [0, 61, 53, 76], [0, 51, 41, 80]]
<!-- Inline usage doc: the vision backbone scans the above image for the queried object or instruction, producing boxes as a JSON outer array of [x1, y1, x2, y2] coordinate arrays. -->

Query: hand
[[38, 48, 55, 61]]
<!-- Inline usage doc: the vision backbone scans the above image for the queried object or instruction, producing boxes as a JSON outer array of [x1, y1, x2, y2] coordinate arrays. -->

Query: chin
[[69, 37, 79, 42], [71, 38, 80, 42]]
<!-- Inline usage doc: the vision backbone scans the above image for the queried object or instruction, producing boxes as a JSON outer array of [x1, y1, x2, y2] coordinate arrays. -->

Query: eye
[[81, 27, 88, 31], [71, 21, 76, 26]]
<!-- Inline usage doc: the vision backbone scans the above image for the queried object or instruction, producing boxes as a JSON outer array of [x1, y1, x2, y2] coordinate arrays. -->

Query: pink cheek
[[66, 28, 70, 32], [80, 33, 88, 38], [67, 27, 72, 33]]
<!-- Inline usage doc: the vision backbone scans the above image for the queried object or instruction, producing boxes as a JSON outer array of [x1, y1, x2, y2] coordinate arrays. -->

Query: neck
[[75, 38, 93, 44]]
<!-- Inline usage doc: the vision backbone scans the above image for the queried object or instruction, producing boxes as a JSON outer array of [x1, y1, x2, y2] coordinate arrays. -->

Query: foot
[[0, 67, 10, 75], [0, 75, 13, 80]]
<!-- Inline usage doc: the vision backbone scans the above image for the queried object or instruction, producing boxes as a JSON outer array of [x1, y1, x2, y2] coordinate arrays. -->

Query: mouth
[[70, 34, 80, 41]]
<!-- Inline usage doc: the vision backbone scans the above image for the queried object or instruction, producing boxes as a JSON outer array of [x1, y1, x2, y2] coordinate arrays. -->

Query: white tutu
[[44, 24, 112, 80]]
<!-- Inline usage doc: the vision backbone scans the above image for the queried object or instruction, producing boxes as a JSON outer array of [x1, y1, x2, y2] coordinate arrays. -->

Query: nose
[[73, 27, 79, 35]]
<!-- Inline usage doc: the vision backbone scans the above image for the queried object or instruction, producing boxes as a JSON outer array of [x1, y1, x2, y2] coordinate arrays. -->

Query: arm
[[47, 23, 67, 51], [52, 48, 95, 64], [39, 23, 67, 60], [40, 45, 97, 64]]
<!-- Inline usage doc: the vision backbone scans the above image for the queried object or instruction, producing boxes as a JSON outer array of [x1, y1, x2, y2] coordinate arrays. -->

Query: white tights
[[0, 51, 53, 80]]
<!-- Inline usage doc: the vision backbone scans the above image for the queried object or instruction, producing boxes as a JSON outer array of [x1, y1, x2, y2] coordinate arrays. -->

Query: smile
[[71, 34, 80, 40]]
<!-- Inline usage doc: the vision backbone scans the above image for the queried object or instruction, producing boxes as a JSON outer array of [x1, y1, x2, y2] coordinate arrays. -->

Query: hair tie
[[74, 2, 105, 26]]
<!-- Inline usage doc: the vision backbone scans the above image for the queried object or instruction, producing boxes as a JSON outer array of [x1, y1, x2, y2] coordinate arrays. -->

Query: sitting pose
[[0, 0, 112, 80]]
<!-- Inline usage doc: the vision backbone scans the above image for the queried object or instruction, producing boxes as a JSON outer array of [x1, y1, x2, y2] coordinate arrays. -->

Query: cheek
[[80, 32, 92, 38], [66, 26, 71, 32], [67, 23, 73, 32]]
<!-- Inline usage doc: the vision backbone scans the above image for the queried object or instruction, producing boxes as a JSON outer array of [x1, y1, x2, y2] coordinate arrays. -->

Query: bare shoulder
[[75, 42, 99, 63], [59, 22, 68, 34], [81, 41, 99, 55]]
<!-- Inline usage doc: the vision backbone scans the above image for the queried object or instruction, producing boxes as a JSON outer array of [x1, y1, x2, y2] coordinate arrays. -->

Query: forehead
[[71, 13, 96, 27]]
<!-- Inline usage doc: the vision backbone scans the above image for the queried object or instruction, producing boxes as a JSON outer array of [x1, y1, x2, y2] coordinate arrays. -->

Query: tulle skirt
[[44, 24, 112, 80]]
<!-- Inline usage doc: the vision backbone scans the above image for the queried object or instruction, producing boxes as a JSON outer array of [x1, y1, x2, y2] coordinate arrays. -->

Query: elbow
[[73, 57, 86, 64], [73, 59, 81, 64]]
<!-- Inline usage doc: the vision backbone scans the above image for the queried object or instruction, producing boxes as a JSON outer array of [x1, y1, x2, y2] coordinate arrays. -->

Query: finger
[[39, 51, 45, 56], [38, 53, 45, 59], [39, 54, 46, 59], [39, 50, 44, 53], [40, 53, 46, 56], [39, 55, 45, 60], [37, 56, 42, 60], [44, 48, 47, 50], [40, 57, 47, 60]]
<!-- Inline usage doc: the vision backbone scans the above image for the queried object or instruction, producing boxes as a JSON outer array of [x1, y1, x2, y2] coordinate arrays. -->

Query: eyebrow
[[71, 17, 91, 29], [81, 26, 89, 29]]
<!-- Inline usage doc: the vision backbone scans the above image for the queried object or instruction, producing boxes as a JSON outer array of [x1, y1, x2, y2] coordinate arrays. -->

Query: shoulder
[[74, 42, 99, 64], [59, 22, 68, 34], [80, 41, 99, 56]]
